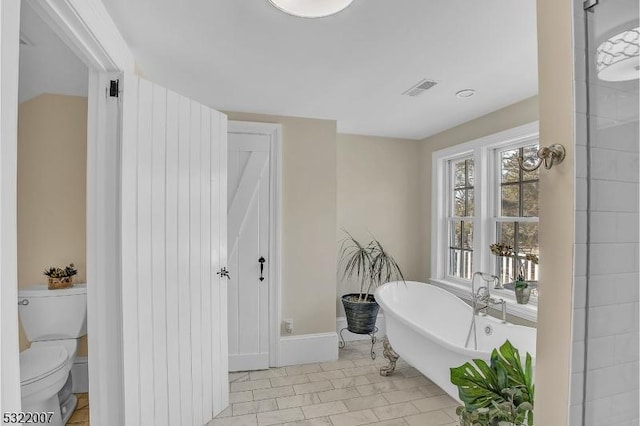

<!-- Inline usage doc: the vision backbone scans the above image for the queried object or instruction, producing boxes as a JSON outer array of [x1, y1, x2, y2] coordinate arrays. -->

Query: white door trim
[[1, 0, 134, 423], [24, 0, 134, 72], [0, 0, 23, 413], [228, 121, 282, 368]]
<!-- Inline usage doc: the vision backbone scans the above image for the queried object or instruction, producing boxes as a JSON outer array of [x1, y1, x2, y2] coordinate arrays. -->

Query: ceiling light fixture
[[268, 0, 354, 18], [456, 89, 475, 99], [596, 27, 639, 81]]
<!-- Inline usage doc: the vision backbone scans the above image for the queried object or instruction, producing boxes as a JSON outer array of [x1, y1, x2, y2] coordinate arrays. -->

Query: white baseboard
[[278, 332, 338, 367], [336, 314, 386, 342], [71, 356, 89, 393]]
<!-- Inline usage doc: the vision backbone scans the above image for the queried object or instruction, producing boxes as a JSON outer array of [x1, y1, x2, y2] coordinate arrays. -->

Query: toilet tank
[[18, 284, 87, 342]]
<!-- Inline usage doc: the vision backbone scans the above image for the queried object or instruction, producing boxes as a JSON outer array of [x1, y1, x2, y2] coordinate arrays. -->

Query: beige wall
[[533, 0, 575, 423], [17, 94, 88, 356], [419, 96, 540, 281], [225, 112, 337, 336], [336, 134, 422, 315]]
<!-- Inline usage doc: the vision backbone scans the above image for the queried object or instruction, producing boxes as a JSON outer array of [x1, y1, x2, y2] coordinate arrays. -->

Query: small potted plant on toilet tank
[[43, 263, 77, 290], [339, 231, 404, 334]]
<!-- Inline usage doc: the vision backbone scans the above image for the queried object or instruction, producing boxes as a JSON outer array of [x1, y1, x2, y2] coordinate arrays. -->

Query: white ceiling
[[18, 2, 88, 103], [107, 0, 538, 140]]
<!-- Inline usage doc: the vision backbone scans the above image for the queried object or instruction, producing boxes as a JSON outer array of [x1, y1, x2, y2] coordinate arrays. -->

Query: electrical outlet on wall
[[283, 319, 293, 334]]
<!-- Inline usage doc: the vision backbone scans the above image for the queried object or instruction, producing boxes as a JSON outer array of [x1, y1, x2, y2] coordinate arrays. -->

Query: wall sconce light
[[518, 144, 566, 172]]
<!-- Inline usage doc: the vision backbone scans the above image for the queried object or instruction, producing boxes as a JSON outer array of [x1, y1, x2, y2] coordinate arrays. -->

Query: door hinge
[[109, 79, 119, 97]]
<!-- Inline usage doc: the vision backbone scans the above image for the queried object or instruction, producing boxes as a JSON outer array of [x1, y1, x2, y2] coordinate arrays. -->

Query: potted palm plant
[[339, 231, 404, 334]]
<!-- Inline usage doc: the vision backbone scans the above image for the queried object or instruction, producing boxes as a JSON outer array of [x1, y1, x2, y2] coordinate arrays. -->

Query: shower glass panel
[[575, 0, 639, 424]]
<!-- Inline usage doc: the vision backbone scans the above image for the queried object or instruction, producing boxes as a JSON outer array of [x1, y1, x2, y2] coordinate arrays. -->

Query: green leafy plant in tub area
[[450, 340, 534, 426]]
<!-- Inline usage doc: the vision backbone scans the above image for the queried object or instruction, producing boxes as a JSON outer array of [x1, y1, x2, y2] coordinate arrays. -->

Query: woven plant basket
[[48, 277, 74, 290]]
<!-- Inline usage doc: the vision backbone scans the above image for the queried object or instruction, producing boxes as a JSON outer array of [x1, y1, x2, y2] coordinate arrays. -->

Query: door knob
[[259, 257, 265, 282], [217, 267, 230, 279]]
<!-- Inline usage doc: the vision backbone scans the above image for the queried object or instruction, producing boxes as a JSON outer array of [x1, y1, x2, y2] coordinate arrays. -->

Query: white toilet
[[18, 283, 87, 426]]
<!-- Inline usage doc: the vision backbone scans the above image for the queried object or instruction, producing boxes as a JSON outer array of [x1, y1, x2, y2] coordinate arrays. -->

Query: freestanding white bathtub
[[375, 281, 536, 401]]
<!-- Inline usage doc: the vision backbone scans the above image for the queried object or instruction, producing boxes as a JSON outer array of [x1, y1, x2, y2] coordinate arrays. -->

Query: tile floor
[[209, 339, 460, 426], [67, 393, 90, 425]]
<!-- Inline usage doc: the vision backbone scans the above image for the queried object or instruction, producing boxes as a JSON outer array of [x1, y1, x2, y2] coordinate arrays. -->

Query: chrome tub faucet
[[471, 272, 507, 323]]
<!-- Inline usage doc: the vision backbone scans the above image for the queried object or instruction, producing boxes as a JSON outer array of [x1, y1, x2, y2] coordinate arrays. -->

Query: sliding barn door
[[119, 73, 228, 426]]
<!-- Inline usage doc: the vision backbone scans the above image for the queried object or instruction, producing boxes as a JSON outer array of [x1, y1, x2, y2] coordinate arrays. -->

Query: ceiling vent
[[402, 79, 438, 97]]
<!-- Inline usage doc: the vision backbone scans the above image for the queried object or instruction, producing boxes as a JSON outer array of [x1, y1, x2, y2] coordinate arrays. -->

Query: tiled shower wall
[[570, 1, 640, 425]]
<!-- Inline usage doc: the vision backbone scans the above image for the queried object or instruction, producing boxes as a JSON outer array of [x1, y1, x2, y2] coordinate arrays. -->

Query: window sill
[[429, 278, 538, 324]]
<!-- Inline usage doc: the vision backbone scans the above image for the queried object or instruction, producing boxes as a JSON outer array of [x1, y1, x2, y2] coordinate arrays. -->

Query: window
[[431, 122, 540, 311], [448, 157, 474, 280], [495, 145, 539, 284]]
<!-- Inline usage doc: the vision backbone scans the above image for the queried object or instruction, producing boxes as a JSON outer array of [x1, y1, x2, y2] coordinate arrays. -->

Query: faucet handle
[[475, 287, 490, 302]]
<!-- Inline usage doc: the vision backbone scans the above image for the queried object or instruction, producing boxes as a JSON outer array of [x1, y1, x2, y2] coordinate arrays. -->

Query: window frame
[[446, 154, 477, 284], [431, 122, 539, 322], [491, 142, 540, 285]]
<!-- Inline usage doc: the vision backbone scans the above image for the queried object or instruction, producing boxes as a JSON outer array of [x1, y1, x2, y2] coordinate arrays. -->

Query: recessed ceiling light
[[268, 0, 354, 18], [456, 89, 476, 99]]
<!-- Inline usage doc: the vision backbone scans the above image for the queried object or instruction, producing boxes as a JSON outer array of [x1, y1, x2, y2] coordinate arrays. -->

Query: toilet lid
[[20, 346, 68, 386]]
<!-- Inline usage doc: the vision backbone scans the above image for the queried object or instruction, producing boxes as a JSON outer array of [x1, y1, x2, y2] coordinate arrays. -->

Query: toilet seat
[[31, 339, 77, 366], [20, 346, 68, 386]]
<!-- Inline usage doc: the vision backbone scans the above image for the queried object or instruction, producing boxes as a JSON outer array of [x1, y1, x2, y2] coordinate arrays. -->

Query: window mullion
[[474, 147, 486, 278]]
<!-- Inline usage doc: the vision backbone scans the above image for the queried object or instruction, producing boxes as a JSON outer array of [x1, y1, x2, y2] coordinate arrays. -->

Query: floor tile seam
[[293, 381, 336, 396], [299, 400, 349, 420], [328, 408, 382, 426], [270, 373, 313, 387]]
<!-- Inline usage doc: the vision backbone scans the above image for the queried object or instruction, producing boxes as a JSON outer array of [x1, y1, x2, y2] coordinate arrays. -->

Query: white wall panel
[[215, 112, 229, 412], [136, 78, 155, 425], [120, 74, 141, 425], [120, 73, 228, 426], [165, 90, 182, 426], [151, 85, 169, 426], [189, 99, 203, 426], [200, 106, 213, 421]]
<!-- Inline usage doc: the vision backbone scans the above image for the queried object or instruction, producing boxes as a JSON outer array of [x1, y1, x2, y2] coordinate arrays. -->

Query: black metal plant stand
[[338, 326, 378, 360]]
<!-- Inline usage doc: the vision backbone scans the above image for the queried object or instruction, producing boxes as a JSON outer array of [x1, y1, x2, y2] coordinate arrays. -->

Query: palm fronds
[[339, 230, 404, 302]]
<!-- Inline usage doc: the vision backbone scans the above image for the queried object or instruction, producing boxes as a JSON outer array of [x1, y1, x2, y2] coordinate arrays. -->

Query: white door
[[119, 73, 229, 426], [227, 131, 271, 371]]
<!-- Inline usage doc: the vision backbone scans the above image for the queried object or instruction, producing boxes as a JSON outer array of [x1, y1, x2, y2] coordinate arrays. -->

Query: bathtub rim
[[375, 281, 537, 361]]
